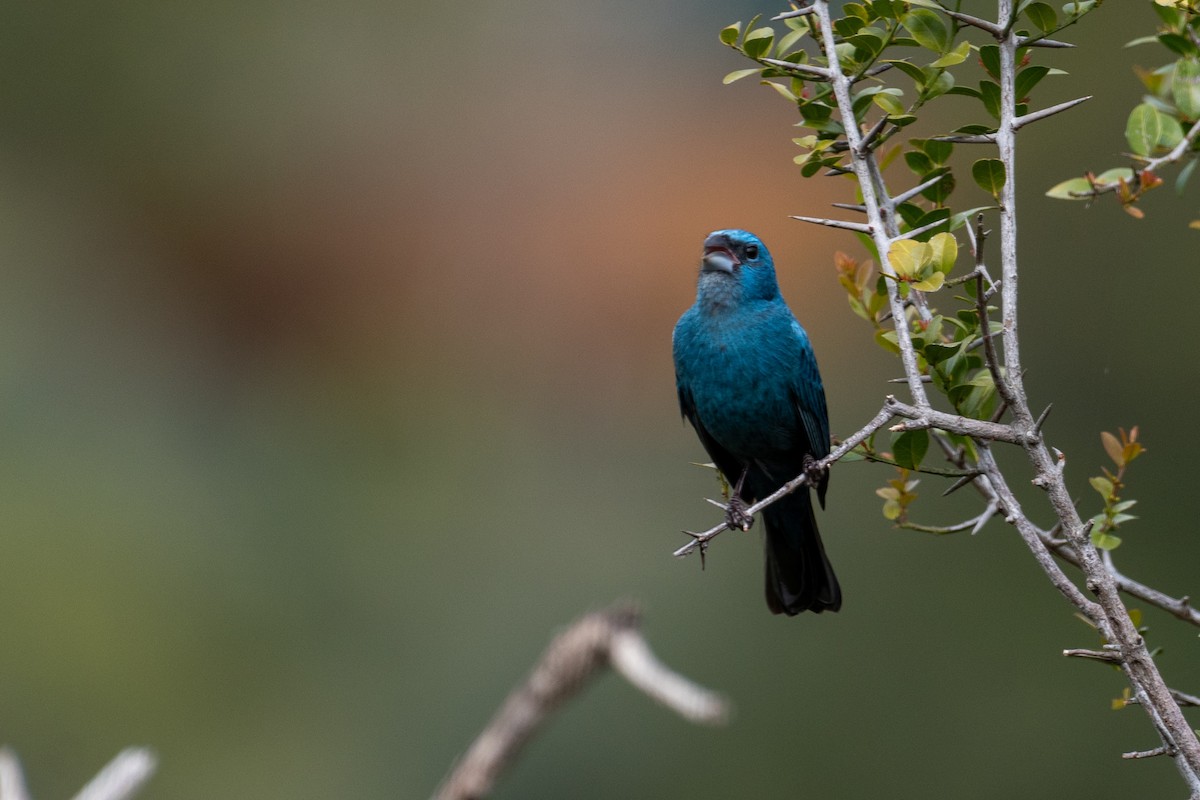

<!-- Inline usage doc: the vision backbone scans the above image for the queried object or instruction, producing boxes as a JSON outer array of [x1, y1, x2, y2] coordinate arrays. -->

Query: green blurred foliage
[[0, 1, 1194, 798]]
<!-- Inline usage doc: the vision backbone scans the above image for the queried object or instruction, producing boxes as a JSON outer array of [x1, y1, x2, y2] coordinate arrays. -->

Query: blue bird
[[673, 229, 840, 615]]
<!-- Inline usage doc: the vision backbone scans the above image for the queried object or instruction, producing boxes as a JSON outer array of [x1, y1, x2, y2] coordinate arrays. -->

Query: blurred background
[[0, 0, 1196, 797]]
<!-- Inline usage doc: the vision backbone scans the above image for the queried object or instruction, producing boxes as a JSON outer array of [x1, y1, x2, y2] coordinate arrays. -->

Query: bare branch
[[0, 749, 30, 800], [674, 405, 895, 558], [1123, 746, 1173, 760], [941, 8, 1004, 36], [72, 749, 157, 800], [433, 605, 728, 800]]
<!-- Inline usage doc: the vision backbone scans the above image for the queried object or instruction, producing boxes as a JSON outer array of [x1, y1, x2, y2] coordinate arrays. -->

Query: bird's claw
[[803, 453, 826, 487], [724, 494, 754, 532]]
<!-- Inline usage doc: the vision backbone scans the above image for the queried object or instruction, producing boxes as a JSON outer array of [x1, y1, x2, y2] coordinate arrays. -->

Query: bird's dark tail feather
[[762, 489, 841, 615]]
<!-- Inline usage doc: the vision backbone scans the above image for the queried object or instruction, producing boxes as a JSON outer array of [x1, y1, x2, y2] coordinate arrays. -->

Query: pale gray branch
[[432, 605, 728, 800], [71, 749, 156, 800]]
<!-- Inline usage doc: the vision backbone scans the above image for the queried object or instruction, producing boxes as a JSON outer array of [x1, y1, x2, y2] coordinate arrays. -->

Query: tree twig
[[432, 604, 728, 800]]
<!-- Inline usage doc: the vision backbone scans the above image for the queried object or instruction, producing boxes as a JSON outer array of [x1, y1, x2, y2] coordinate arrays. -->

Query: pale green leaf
[[723, 68, 761, 84]]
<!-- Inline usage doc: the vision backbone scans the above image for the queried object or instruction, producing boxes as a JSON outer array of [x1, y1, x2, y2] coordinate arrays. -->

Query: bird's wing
[[677, 382, 748, 495], [788, 319, 830, 460]]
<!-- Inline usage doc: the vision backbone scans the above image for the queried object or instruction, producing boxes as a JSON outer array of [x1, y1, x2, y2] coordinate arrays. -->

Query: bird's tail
[[762, 489, 841, 614]]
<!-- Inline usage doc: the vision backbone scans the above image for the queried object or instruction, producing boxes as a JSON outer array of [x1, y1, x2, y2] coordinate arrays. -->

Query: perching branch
[[432, 604, 728, 800], [683, 1, 1200, 793], [674, 405, 895, 559], [0, 747, 155, 800]]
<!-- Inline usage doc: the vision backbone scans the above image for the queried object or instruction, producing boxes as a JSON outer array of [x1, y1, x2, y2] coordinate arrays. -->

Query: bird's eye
[[744, 244, 759, 259]]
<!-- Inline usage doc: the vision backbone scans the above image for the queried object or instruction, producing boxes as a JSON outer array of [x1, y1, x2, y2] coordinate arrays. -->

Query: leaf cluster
[[718, 2, 1097, 524], [1087, 427, 1146, 551], [1047, 1, 1200, 221]]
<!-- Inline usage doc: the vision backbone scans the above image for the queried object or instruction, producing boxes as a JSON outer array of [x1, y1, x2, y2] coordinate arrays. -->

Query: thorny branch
[[675, 0, 1200, 794], [432, 604, 727, 800], [0, 747, 155, 800]]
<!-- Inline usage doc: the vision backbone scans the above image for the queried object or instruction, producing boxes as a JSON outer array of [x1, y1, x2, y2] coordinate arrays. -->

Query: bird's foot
[[803, 453, 826, 487], [723, 494, 754, 532]]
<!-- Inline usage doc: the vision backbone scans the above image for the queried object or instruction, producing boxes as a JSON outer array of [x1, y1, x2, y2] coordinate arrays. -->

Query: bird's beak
[[702, 245, 739, 274]]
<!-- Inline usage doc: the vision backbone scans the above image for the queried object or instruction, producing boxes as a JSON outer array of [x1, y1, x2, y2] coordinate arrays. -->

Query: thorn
[[942, 473, 976, 497], [862, 62, 893, 78], [822, 165, 855, 176], [760, 58, 832, 80], [1062, 647, 1120, 662], [1018, 36, 1075, 48], [858, 114, 891, 154], [988, 399, 1010, 424], [1034, 403, 1053, 433], [790, 215, 873, 233], [892, 173, 948, 205], [1013, 97, 1091, 131], [971, 503, 996, 535], [894, 216, 949, 241], [772, 5, 815, 19], [832, 202, 867, 214], [940, 7, 1003, 36]]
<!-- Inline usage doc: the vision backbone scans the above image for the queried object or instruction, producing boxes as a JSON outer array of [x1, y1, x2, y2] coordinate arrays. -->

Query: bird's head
[[697, 229, 780, 306]]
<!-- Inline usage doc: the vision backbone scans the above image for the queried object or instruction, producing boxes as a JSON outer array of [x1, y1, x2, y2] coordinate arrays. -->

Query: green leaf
[[930, 40, 971, 68], [762, 80, 798, 101], [979, 45, 1000, 80], [776, 26, 809, 56], [723, 68, 761, 84], [873, 91, 907, 116], [1015, 65, 1051, 100], [743, 27, 775, 60], [980, 80, 1002, 120], [892, 429, 929, 469], [1176, 158, 1198, 194], [1159, 32, 1200, 58], [904, 150, 935, 175], [949, 206, 995, 231], [1026, 2, 1057, 31], [972, 158, 1007, 197], [1174, 59, 1200, 120], [720, 23, 742, 46], [1094, 167, 1135, 185], [920, 138, 953, 165], [1089, 475, 1114, 497], [902, 9, 951, 53], [1045, 176, 1094, 199], [886, 59, 930, 88], [1125, 103, 1164, 157], [1091, 529, 1122, 551], [1062, 1, 1096, 20], [1159, 113, 1185, 149]]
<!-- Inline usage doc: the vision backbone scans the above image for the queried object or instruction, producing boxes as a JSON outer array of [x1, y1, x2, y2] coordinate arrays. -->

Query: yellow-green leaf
[[930, 40, 971, 68], [1089, 475, 1114, 497], [1126, 103, 1164, 157], [928, 232, 958, 274], [888, 239, 931, 278], [1045, 176, 1094, 200], [723, 68, 761, 84], [912, 272, 945, 292]]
